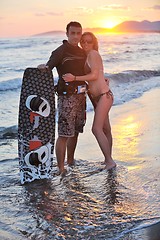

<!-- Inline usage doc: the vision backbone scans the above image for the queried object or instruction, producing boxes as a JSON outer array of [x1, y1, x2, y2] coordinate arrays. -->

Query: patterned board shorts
[[57, 94, 86, 137]]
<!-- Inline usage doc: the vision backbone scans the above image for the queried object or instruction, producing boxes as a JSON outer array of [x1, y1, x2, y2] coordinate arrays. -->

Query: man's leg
[[55, 136, 68, 173], [67, 133, 78, 166], [66, 94, 86, 166]]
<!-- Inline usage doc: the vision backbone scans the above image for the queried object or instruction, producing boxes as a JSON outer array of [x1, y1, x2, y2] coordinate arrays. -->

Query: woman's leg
[[103, 114, 113, 156], [92, 95, 116, 169]]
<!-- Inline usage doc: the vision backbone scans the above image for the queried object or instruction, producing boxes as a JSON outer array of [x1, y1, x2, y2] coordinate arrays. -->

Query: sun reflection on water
[[113, 113, 143, 164]]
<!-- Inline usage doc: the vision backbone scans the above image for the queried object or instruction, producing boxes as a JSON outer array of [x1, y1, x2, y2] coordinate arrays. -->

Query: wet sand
[[76, 88, 160, 239]]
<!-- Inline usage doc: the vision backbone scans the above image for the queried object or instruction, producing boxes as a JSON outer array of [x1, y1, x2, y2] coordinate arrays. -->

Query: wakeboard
[[18, 68, 55, 184]]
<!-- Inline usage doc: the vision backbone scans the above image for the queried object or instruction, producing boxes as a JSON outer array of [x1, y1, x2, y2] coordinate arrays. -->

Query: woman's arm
[[63, 50, 101, 82]]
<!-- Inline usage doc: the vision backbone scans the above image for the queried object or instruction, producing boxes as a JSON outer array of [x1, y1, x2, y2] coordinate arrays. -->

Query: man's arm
[[38, 45, 63, 70]]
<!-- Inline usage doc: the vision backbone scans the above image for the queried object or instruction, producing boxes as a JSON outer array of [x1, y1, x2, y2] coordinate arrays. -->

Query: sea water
[[0, 33, 160, 239], [0, 33, 160, 128]]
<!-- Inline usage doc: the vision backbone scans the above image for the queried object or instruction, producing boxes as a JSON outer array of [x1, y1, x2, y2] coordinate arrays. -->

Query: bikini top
[[84, 60, 91, 74], [84, 57, 103, 74]]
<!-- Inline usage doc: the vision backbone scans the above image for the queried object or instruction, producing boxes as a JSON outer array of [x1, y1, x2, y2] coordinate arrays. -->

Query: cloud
[[47, 12, 63, 16], [35, 12, 63, 17], [73, 7, 94, 15], [35, 13, 45, 17], [100, 4, 130, 11], [143, 5, 160, 10], [151, 5, 160, 10]]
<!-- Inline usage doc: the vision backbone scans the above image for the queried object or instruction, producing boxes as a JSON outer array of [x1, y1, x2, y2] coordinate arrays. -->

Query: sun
[[98, 19, 120, 29], [104, 20, 117, 29], [96, 18, 121, 31]]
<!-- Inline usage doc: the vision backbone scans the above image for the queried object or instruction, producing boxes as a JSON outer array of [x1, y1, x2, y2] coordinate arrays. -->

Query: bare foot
[[67, 161, 75, 168], [67, 159, 75, 167], [101, 161, 106, 165], [103, 160, 116, 170], [60, 168, 72, 179]]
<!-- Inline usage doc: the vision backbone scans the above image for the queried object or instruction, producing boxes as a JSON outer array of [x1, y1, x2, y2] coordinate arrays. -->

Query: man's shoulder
[[51, 42, 65, 55], [55, 40, 72, 52], [55, 42, 65, 50]]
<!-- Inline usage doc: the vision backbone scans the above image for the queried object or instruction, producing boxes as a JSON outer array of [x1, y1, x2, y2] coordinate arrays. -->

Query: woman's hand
[[105, 77, 110, 86], [63, 73, 75, 82]]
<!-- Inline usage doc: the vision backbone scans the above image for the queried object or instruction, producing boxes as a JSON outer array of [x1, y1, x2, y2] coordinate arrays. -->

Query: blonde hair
[[81, 32, 98, 51]]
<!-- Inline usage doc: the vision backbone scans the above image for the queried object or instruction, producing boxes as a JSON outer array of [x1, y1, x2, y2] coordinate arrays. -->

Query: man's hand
[[37, 64, 49, 71]]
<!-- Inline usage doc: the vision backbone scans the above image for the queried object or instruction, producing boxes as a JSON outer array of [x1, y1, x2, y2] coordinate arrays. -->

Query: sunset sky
[[0, 0, 160, 38]]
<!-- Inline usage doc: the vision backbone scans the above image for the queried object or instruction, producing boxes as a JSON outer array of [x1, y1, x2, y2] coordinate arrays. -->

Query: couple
[[38, 21, 116, 176]]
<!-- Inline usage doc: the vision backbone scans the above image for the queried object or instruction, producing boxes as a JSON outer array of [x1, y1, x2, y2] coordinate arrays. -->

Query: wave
[[0, 125, 18, 139], [0, 78, 22, 91], [0, 38, 59, 51], [110, 77, 160, 106], [0, 40, 33, 50], [79, 69, 160, 107], [0, 44, 32, 50], [107, 70, 160, 83], [0, 39, 39, 50], [0, 158, 18, 163], [1, 70, 159, 92]]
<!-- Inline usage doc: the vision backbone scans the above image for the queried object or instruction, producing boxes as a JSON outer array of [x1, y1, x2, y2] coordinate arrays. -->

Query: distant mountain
[[32, 21, 160, 36], [112, 20, 160, 32], [33, 30, 65, 36]]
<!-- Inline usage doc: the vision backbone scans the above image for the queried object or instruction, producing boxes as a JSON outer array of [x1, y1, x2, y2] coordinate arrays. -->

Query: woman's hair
[[81, 32, 98, 51]]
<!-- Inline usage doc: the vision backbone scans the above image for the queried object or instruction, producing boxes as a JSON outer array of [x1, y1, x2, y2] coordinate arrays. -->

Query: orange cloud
[[100, 4, 130, 11], [73, 7, 94, 15], [149, 5, 160, 10], [47, 12, 63, 16], [35, 12, 63, 17], [143, 5, 160, 11]]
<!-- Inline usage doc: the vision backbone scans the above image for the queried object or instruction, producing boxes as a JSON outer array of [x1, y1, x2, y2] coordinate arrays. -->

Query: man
[[38, 21, 87, 176]]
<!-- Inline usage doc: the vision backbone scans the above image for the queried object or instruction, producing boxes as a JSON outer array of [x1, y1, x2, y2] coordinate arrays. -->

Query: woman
[[63, 32, 116, 170]]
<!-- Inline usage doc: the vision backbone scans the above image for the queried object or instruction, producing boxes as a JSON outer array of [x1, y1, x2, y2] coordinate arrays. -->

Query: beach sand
[[76, 88, 160, 239]]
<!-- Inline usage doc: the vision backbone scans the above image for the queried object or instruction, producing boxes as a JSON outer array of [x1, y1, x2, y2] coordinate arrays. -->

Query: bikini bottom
[[93, 89, 113, 103]]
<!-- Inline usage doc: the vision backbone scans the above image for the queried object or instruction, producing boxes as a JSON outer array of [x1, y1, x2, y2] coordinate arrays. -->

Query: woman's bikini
[[84, 61, 113, 104], [93, 89, 113, 103]]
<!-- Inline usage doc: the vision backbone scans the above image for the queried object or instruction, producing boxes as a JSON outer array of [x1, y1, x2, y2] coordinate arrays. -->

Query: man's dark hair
[[66, 21, 82, 33]]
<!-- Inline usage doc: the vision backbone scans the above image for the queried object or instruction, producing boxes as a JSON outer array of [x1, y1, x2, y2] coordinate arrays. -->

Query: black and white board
[[18, 68, 55, 184]]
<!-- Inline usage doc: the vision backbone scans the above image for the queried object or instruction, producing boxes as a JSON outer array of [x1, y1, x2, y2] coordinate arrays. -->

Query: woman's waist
[[88, 85, 110, 98]]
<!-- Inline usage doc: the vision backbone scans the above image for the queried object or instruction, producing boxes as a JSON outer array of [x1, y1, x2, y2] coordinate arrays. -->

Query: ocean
[[0, 32, 160, 239]]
